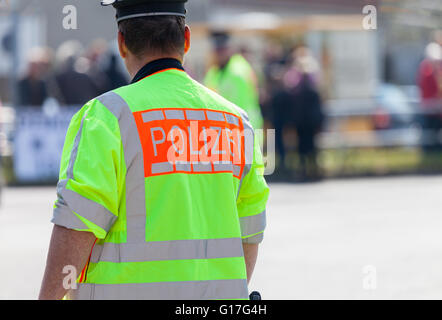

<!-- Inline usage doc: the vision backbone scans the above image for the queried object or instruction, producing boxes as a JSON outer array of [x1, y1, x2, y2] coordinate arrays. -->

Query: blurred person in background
[[85, 39, 113, 96], [262, 44, 293, 176], [417, 30, 442, 150], [16, 47, 51, 107], [270, 70, 294, 176], [261, 43, 286, 123], [204, 31, 264, 130], [285, 46, 324, 181], [105, 54, 129, 90], [53, 40, 97, 106]]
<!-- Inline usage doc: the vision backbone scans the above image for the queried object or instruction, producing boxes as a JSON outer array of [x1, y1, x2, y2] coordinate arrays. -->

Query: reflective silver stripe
[[234, 107, 254, 198], [52, 98, 121, 232], [206, 110, 225, 122], [66, 114, 86, 180], [233, 165, 241, 177], [213, 161, 233, 172], [51, 201, 89, 230], [68, 279, 248, 300], [90, 238, 243, 263], [192, 162, 212, 172], [142, 110, 164, 122], [56, 180, 117, 232], [165, 109, 185, 120], [175, 161, 191, 172], [242, 232, 264, 244], [186, 110, 206, 120], [116, 12, 186, 23], [240, 211, 266, 237], [97, 92, 146, 243], [152, 162, 174, 174], [52, 112, 89, 230], [225, 113, 239, 126]]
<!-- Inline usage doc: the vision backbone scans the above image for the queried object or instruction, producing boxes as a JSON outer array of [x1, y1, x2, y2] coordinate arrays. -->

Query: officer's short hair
[[118, 16, 185, 58]]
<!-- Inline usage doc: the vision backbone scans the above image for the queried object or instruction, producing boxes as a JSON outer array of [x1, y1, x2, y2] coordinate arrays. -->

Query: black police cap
[[101, 0, 187, 22]]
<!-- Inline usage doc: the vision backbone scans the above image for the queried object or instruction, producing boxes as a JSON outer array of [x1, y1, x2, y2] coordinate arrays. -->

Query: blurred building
[[378, 0, 442, 85], [1, 0, 441, 99]]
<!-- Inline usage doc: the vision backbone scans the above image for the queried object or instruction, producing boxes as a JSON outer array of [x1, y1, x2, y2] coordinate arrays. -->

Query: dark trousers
[[297, 128, 319, 179]]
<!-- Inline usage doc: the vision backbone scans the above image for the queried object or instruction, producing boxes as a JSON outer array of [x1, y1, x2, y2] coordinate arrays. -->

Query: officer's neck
[[127, 54, 183, 79]]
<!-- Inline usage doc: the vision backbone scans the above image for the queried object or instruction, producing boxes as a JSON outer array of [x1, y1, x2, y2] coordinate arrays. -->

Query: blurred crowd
[[8, 28, 442, 182], [203, 32, 325, 181], [14, 34, 326, 182], [14, 29, 442, 181], [16, 39, 128, 107]]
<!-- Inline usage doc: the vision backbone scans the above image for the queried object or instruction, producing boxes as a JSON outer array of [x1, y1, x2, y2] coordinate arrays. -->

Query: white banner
[[13, 107, 78, 183]]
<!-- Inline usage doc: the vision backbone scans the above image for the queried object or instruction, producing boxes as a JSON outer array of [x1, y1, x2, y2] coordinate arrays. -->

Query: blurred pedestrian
[[53, 40, 98, 106], [85, 39, 113, 96], [261, 43, 286, 124], [16, 47, 50, 107], [104, 54, 128, 90], [417, 30, 442, 150], [262, 46, 293, 174], [204, 31, 264, 130], [271, 73, 293, 175], [286, 47, 324, 181]]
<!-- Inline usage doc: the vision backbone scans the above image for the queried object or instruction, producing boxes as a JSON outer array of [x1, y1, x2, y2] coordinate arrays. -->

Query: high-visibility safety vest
[[52, 58, 269, 300], [204, 54, 264, 130]]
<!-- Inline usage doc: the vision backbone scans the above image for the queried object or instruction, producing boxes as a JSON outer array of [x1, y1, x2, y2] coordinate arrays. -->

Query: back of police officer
[[39, 0, 269, 300]]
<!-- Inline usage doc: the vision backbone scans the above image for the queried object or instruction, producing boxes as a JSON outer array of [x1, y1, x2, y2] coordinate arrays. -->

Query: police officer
[[205, 31, 264, 131], [39, 0, 269, 300]]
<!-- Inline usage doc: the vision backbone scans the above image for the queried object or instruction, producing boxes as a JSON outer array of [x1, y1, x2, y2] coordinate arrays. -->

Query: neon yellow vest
[[52, 61, 269, 300], [205, 54, 264, 130]]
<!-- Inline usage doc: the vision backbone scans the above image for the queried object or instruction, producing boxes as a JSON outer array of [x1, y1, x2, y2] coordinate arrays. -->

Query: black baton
[[249, 291, 262, 300]]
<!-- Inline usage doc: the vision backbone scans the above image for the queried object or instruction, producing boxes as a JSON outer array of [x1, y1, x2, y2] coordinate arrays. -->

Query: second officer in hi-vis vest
[[39, 0, 269, 300]]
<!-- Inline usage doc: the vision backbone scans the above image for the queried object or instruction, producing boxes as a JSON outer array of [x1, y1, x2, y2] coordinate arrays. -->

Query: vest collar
[[131, 58, 185, 84]]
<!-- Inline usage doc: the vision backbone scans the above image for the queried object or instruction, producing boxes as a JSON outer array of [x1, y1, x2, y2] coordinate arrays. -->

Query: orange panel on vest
[[133, 108, 245, 178]]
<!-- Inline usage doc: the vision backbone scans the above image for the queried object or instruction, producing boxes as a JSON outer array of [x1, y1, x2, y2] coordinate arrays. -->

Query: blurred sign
[[0, 14, 45, 75], [13, 107, 78, 183], [0, 17, 12, 74]]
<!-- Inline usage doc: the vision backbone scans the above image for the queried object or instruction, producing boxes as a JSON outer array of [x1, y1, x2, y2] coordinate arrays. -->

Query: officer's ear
[[118, 31, 129, 59], [184, 25, 191, 54]]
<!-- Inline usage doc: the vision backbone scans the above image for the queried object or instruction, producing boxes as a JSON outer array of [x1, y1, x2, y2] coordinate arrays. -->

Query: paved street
[[1, 176, 442, 299]]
